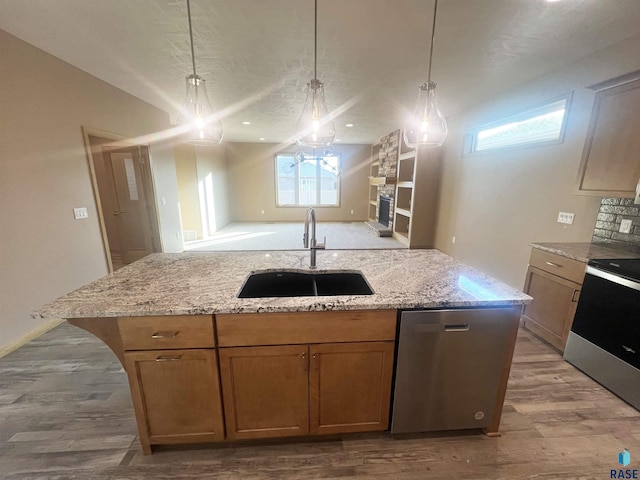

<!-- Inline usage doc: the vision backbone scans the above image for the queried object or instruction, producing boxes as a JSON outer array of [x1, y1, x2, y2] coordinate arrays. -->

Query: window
[[275, 153, 340, 207], [465, 94, 571, 154]]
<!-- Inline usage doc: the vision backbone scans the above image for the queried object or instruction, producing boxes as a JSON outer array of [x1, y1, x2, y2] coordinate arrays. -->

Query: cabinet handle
[[571, 290, 580, 302], [301, 352, 308, 372], [151, 331, 179, 339], [545, 261, 562, 268], [155, 354, 182, 362], [312, 353, 318, 372]]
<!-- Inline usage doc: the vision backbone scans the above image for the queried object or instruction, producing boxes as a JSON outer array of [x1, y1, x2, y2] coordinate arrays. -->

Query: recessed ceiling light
[[345, 123, 354, 127], [242, 121, 251, 125], [335, 139, 341, 142], [259, 137, 265, 141]]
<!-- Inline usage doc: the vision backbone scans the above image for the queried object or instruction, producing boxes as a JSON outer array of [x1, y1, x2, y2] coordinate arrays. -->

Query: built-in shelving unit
[[368, 144, 381, 221], [390, 134, 442, 248]]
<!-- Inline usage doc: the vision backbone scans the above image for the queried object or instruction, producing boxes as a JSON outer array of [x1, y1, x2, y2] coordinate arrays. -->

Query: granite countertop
[[530, 242, 640, 263], [33, 249, 531, 319]]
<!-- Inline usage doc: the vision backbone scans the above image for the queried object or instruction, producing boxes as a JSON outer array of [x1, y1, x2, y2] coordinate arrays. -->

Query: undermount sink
[[237, 270, 374, 298]]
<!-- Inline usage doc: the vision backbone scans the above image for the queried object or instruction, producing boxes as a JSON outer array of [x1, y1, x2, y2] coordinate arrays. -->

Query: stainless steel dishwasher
[[391, 307, 518, 434]]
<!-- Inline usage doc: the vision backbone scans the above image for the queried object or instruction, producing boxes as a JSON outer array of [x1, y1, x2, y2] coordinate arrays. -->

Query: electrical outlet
[[73, 207, 88, 219], [557, 212, 575, 225], [350, 209, 354, 215], [620, 219, 633, 234], [452, 236, 456, 244], [261, 210, 265, 215]]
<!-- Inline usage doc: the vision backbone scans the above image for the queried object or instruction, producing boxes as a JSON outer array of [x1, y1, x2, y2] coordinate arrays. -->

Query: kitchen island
[[34, 249, 531, 454]]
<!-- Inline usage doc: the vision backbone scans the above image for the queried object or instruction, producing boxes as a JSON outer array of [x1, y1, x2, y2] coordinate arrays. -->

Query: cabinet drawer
[[118, 315, 215, 350], [216, 310, 397, 347], [529, 249, 585, 285]]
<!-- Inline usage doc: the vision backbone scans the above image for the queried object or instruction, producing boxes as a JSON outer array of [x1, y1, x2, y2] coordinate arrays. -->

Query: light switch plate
[[620, 219, 633, 234], [557, 212, 575, 225], [73, 207, 88, 219]]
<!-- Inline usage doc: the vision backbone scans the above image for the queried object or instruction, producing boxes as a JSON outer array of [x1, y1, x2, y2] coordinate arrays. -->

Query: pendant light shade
[[404, 81, 447, 148], [404, 0, 447, 149], [180, 0, 223, 145], [296, 79, 335, 147], [295, 0, 335, 148]]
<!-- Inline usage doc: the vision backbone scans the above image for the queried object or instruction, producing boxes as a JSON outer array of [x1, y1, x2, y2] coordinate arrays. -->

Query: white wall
[[434, 33, 640, 289], [0, 30, 178, 350]]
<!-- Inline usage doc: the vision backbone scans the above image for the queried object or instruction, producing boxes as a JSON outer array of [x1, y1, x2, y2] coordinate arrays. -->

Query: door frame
[[82, 126, 162, 272]]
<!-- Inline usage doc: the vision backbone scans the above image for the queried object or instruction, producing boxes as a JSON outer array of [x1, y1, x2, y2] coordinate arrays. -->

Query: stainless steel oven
[[564, 258, 640, 410]]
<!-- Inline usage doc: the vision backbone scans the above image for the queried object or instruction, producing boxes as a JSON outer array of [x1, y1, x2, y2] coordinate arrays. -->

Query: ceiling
[[2, 0, 640, 145]]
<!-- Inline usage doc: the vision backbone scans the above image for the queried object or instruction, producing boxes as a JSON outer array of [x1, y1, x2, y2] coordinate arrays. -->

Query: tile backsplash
[[592, 197, 640, 248]]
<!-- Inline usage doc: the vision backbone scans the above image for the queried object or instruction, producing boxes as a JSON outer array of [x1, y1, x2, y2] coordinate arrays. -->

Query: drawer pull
[[545, 261, 562, 268], [151, 331, 179, 339], [155, 354, 182, 362]]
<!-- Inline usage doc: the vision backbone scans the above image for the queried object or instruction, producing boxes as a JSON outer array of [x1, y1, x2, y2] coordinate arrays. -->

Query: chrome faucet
[[303, 208, 325, 268]]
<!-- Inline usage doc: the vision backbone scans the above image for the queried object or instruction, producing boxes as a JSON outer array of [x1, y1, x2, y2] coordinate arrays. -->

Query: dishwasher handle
[[444, 324, 470, 332], [412, 323, 470, 333]]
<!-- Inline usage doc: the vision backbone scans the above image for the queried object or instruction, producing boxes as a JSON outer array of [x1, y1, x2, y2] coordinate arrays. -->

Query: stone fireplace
[[379, 196, 392, 227]]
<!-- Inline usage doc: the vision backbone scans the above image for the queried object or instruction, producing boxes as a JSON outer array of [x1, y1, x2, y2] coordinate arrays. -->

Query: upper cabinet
[[576, 75, 640, 199]]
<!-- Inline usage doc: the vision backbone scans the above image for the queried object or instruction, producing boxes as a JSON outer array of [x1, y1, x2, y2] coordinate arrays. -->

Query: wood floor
[[1, 323, 639, 479]]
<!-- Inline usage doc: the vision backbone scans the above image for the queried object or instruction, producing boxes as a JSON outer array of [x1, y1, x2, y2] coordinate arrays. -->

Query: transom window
[[465, 95, 571, 154], [275, 154, 341, 207]]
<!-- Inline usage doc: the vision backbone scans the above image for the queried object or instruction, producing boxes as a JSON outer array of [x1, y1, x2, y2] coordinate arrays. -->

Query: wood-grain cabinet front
[[119, 310, 397, 451], [576, 76, 640, 198], [216, 310, 397, 441], [218, 341, 395, 441], [118, 315, 224, 454], [521, 250, 585, 352]]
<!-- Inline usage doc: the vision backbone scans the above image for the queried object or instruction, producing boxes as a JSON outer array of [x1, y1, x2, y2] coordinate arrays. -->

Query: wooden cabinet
[[218, 345, 309, 440], [576, 75, 640, 198], [310, 341, 394, 435], [392, 135, 441, 248], [216, 310, 397, 441], [81, 310, 396, 452], [118, 315, 224, 454], [522, 250, 585, 351], [219, 341, 394, 440], [124, 349, 225, 453]]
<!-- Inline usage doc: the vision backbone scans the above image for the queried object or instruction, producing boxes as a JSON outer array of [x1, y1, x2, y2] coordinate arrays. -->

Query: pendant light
[[404, 0, 447, 149], [295, 0, 335, 148], [181, 0, 223, 145]]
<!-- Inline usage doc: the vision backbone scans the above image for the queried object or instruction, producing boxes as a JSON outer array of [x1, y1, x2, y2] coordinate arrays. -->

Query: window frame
[[463, 92, 573, 156], [274, 153, 342, 208]]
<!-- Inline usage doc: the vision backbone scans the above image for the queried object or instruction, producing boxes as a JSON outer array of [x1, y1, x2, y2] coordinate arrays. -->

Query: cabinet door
[[218, 345, 309, 440], [577, 78, 640, 197], [522, 266, 581, 351], [124, 349, 224, 454], [309, 341, 394, 435]]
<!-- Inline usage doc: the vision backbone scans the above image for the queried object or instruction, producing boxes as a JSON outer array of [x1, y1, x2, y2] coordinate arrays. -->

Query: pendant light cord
[[187, 0, 197, 76], [427, 0, 438, 82], [314, 0, 318, 81]]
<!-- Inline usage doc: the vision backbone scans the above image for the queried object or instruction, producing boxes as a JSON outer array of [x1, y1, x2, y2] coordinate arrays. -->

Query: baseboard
[[0, 318, 65, 359]]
